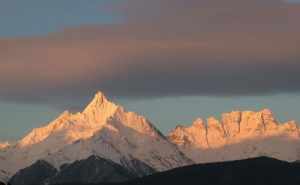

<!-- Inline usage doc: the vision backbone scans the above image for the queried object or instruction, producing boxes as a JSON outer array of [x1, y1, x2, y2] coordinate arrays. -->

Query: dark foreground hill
[[8, 156, 155, 185], [51, 157, 300, 185]]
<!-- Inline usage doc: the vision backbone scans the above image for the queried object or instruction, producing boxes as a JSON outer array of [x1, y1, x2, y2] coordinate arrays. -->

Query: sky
[[0, 0, 300, 140]]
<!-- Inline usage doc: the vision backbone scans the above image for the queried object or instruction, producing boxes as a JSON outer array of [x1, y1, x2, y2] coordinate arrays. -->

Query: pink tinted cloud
[[0, 0, 299, 104]]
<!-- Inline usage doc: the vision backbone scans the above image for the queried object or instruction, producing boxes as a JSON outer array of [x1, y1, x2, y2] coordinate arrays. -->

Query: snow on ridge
[[168, 109, 300, 163], [0, 91, 191, 182]]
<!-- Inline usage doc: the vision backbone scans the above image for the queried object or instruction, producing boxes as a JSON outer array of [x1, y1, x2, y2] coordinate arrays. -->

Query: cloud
[[0, 0, 299, 105]]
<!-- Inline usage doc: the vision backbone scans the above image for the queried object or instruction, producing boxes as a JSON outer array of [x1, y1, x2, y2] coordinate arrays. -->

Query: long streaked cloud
[[0, 0, 299, 105]]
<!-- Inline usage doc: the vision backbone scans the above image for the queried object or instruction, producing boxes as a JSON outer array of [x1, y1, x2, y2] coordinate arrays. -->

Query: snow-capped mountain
[[2, 91, 300, 184], [43, 96, 192, 171], [168, 109, 300, 163], [0, 92, 191, 183]]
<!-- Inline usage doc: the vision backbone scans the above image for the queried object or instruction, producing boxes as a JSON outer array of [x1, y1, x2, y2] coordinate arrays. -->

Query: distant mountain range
[[1, 91, 300, 185], [169, 109, 300, 163]]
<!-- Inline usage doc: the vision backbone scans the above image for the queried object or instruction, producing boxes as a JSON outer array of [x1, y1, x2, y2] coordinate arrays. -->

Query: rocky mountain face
[[0, 92, 191, 184], [9, 160, 57, 185], [10, 157, 300, 185], [0, 170, 10, 185], [168, 109, 300, 163], [1, 91, 300, 184], [8, 155, 152, 185], [96, 157, 300, 185], [48, 156, 147, 185]]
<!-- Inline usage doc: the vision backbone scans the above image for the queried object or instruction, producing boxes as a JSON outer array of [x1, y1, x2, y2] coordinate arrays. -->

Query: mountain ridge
[[8, 155, 147, 185], [12, 157, 300, 185], [119, 156, 300, 185], [168, 109, 300, 163], [1, 91, 300, 184], [0, 91, 192, 183]]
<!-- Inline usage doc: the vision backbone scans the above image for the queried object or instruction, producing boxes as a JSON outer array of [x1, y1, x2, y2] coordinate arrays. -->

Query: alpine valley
[[1, 92, 300, 185]]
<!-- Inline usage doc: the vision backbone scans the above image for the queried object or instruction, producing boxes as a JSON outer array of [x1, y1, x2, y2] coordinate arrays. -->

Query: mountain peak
[[260, 108, 276, 122], [192, 118, 205, 127], [94, 91, 108, 102], [260, 108, 273, 114], [17, 91, 118, 148], [82, 91, 119, 124], [83, 91, 109, 112]]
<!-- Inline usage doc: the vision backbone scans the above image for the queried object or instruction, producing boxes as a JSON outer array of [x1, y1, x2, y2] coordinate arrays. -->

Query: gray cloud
[[0, 0, 299, 105]]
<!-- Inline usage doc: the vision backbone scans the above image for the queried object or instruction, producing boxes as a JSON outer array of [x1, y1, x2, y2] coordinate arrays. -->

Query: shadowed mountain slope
[[50, 157, 300, 185]]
